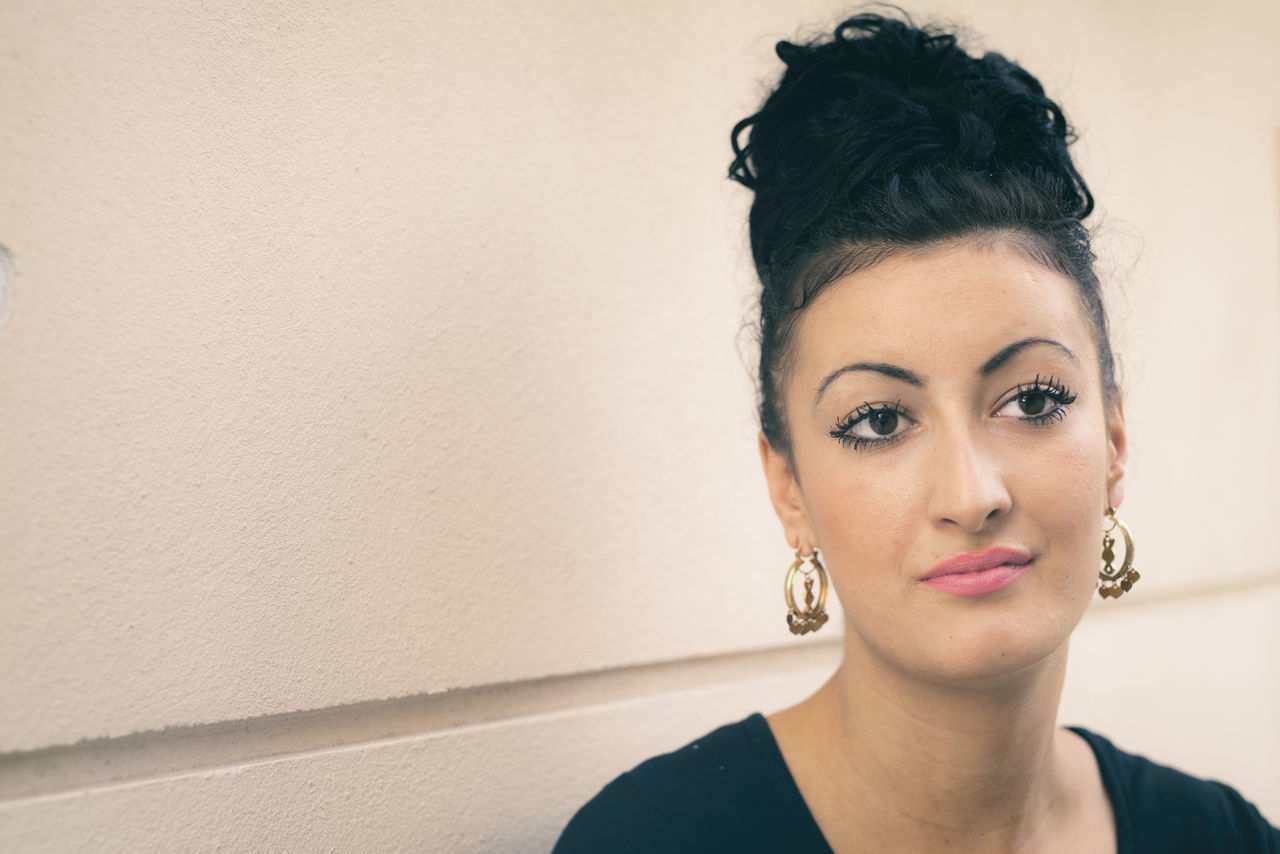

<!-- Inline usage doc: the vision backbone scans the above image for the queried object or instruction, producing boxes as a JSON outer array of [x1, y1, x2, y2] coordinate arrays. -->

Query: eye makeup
[[994, 374, 1077, 426], [828, 400, 913, 450], [827, 374, 1080, 451]]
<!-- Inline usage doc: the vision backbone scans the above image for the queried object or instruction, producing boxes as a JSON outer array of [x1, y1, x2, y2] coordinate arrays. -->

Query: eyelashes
[[1000, 374, 1077, 426], [829, 400, 912, 450], [828, 375, 1079, 451]]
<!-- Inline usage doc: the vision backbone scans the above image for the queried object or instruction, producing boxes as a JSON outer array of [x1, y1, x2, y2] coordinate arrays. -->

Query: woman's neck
[[770, 637, 1097, 854]]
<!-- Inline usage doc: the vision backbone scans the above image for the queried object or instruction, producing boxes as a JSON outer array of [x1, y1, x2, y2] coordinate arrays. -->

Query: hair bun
[[730, 14, 1091, 221]]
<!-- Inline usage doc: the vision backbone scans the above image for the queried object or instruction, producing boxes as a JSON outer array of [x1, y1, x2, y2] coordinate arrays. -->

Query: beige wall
[[1, 0, 1277, 850]]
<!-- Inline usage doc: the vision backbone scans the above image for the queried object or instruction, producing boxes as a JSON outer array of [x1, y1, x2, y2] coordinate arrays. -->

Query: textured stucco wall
[[1, 1, 1277, 850]]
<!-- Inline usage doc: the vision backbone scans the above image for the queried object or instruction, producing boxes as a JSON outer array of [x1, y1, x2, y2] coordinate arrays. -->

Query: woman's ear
[[758, 431, 816, 550], [1105, 399, 1127, 510]]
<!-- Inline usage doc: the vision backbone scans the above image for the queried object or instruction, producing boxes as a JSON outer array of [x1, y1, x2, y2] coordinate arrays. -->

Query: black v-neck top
[[552, 713, 1280, 853]]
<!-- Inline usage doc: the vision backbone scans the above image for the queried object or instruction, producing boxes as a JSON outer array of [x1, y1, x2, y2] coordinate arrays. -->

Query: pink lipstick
[[919, 547, 1032, 596]]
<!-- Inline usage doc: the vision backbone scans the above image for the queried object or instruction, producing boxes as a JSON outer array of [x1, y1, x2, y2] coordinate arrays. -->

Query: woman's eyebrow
[[979, 337, 1079, 376], [814, 362, 924, 406], [813, 338, 1079, 407]]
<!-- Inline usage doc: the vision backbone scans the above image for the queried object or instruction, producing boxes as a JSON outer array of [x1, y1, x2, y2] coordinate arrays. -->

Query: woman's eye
[[1015, 391, 1048, 416], [994, 377, 1077, 423], [865, 410, 899, 436], [829, 402, 913, 448]]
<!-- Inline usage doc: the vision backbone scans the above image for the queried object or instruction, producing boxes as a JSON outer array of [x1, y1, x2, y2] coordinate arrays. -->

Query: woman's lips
[[919, 547, 1032, 597]]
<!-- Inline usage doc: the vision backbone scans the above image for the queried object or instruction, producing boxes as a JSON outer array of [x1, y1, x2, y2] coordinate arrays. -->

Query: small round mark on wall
[[0, 243, 11, 337]]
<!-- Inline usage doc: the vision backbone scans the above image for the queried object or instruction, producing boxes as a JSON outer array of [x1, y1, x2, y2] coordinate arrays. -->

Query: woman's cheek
[[810, 460, 925, 584], [1020, 424, 1110, 585]]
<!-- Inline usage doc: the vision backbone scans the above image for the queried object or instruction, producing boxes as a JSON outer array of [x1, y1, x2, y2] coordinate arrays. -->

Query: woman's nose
[[927, 428, 1012, 533]]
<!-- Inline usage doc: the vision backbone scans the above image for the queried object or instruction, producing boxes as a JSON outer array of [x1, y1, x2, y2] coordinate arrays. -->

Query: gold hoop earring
[[785, 549, 829, 635], [1098, 508, 1139, 599]]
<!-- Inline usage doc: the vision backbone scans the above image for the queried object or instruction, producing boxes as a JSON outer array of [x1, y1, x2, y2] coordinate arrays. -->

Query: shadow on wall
[[0, 244, 12, 340]]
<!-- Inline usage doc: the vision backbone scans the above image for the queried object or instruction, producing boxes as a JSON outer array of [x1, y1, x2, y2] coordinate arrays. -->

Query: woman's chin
[[915, 628, 1071, 687], [851, 616, 1072, 688]]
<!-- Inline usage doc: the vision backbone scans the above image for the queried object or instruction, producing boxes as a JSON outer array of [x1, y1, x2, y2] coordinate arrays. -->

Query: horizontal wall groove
[[1081, 568, 1280, 615], [3, 569, 1275, 805], [0, 639, 844, 804]]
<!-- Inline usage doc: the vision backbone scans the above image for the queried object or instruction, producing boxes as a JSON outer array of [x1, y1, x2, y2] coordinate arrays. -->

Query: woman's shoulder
[[1069, 726, 1280, 852], [551, 712, 830, 854]]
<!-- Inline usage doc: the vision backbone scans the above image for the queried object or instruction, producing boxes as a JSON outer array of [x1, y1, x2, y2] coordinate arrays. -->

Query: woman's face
[[762, 237, 1126, 684]]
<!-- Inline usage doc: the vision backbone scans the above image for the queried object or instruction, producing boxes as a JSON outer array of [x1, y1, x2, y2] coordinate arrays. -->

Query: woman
[[554, 13, 1280, 853]]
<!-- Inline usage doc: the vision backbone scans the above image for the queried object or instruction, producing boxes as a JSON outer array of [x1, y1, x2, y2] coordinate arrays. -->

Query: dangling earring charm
[[1098, 507, 1139, 599], [785, 548, 829, 634]]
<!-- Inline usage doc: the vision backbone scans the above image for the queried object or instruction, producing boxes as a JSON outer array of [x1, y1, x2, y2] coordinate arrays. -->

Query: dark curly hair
[[729, 12, 1117, 456]]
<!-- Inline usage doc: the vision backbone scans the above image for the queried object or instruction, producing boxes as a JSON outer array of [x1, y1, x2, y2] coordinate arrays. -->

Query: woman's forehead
[[792, 239, 1096, 376]]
